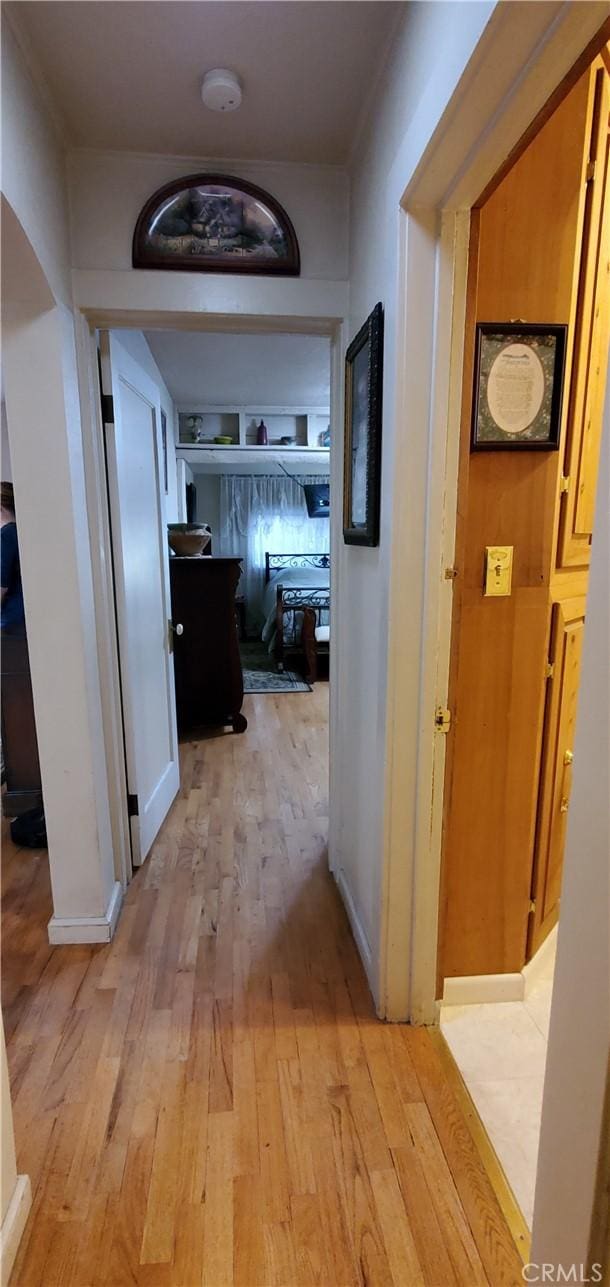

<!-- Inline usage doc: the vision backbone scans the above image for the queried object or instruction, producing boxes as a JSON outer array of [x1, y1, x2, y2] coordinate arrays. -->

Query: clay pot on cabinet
[[167, 523, 211, 557]]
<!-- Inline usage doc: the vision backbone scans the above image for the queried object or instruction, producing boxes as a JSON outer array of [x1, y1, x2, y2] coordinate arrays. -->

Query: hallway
[[2, 689, 522, 1286]]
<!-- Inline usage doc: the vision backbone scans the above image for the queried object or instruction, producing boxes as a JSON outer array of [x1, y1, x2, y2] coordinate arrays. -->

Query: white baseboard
[[442, 971, 525, 1005], [0, 1174, 31, 1286], [334, 866, 375, 996], [522, 924, 558, 997], [47, 880, 123, 945], [442, 927, 559, 1006]]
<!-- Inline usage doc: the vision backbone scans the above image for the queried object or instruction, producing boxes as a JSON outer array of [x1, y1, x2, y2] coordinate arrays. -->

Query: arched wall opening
[[1, 194, 121, 944]]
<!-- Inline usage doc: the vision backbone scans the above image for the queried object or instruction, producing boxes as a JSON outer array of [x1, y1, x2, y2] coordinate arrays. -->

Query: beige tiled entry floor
[[440, 949, 556, 1228]]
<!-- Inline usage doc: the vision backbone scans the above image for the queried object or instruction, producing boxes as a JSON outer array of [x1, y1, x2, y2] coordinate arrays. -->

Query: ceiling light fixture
[[201, 69, 242, 113]]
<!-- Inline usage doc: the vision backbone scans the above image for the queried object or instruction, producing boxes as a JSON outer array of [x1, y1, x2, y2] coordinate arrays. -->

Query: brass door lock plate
[[484, 545, 514, 597], [435, 706, 452, 733]]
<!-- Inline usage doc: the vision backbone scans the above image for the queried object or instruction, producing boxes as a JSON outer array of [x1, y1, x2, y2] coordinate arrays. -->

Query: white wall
[[68, 148, 349, 326], [1, 24, 118, 940], [194, 474, 220, 538], [1, 20, 71, 307], [0, 1016, 31, 1282], [68, 150, 348, 281], [1, 1023, 17, 1225], [531, 379, 610, 1269], [335, 2, 496, 995], [113, 331, 179, 522], [1, 402, 11, 481]]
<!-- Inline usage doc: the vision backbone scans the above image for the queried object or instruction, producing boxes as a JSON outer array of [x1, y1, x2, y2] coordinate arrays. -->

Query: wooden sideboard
[[169, 556, 247, 735], [1, 630, 43, 817]]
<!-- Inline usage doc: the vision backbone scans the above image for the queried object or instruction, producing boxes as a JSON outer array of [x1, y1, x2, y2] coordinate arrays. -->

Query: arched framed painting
[[132, 174, 300, 276]]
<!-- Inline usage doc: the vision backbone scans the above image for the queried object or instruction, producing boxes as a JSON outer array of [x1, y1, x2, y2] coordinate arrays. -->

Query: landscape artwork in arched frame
[[133, 174, 300, 276]]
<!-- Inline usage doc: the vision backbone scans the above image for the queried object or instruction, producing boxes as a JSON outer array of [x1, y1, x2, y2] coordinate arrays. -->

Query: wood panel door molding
[[557, 58, 610, 570], [528, 597, 587, 958]]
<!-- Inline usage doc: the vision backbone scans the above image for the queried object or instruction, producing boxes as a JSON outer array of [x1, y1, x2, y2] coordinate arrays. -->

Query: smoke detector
[[201, 69, 242, 113]]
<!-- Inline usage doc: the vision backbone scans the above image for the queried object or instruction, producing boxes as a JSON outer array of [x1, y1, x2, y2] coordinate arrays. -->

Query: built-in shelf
[[178, 406, 330, 451]]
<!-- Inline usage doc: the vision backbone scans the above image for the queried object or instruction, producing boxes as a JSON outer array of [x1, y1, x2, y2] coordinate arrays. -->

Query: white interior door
[[99, 331, 179, 865]]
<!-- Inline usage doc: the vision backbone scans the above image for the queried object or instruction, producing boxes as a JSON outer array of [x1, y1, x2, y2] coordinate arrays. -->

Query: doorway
[[436, 45, 610, 1231], [90, 319, 338, 884]]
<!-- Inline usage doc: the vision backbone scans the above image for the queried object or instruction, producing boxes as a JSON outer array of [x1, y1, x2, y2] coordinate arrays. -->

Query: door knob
[[167, 620, 184, 652]]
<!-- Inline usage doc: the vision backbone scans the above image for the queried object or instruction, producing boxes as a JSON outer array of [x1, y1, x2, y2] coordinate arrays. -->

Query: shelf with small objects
[[177, 406, 330, 454]]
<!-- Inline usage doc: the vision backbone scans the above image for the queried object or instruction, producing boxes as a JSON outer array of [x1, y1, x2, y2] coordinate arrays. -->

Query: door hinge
[[559, 474, 570, 495], [434, 706, 452, 733], [444, 566, 458, 580], [586, 159, 596, 183], [544, 660, 555, 680], [101, 393, 115, 424], [127, 793, 139, 818], [528, 898, 536, 915]]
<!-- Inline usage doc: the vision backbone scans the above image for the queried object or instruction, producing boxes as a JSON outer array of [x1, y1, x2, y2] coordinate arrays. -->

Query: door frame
[[377, 7, 610, 1025], [74, 309, 344, 896]]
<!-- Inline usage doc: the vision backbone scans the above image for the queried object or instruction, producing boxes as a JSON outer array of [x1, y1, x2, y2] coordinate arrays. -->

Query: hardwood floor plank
[[370, 1168, 425, 1287], [2, 689, 519, 1285], [140, 1061, 186, 1264], [392, 1141, 458, 1286], [405, 1101, 488, 1285], [406, 1026, 525, 1286], [202, 1109, 233, 1287], [233, 1174, 267, 1287]]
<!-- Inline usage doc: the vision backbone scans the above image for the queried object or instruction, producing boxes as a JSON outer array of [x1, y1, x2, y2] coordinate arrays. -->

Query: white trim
[[47, 880, 123, 945], [335, 866, 374, 994], [327, 322, 345, 878], [440, 927, 558, 1005], [408, 208, 471, 1025], [76, 307, 345, 920], [522, 925, 558, 998], [0, 1174, 32, 1286], [442, 972, 525, 1006], [74, 314, 132, 891]]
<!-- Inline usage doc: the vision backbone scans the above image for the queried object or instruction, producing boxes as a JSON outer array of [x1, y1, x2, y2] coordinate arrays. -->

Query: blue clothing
[[1, 522, 25, 630]]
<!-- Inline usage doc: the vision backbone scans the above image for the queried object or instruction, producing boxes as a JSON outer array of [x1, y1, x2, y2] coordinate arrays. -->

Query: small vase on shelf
[[256, 419, 268, 446]]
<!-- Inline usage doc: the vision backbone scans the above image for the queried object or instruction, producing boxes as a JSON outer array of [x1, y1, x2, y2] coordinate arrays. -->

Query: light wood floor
[[2, 687, 523, 1286]]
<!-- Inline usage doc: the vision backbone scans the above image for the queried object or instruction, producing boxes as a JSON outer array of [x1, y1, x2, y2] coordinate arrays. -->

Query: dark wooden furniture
[[265, 553, 330, 671], [1, 630, 43, 817], [169, 556, 247, 734], [301, 608, 330, 685], [234, 594, 246, 641]]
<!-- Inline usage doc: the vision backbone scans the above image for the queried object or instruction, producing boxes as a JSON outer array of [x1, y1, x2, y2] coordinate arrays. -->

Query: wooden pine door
[[530, 52, 610, 958], [528, 598, 586, 956], [557, 58, 610, 569]]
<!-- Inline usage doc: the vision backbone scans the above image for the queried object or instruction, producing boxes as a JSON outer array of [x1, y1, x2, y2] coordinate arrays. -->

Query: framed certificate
[[471, 323, 567, 450]]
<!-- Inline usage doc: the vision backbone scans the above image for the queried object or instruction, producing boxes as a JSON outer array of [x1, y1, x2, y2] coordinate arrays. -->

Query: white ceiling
[[145, 330, 330, 407], [10, 1, 401, 164]]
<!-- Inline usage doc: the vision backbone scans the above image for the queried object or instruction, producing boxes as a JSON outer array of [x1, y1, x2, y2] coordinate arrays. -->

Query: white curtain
[[218, 474, 330, 628]]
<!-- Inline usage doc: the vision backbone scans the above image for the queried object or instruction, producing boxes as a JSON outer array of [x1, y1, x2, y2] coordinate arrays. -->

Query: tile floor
[[440, 944, 556, 1229]]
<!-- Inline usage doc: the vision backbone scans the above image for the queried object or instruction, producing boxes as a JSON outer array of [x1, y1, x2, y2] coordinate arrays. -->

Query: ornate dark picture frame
[[343, 302, 384, 546], [133, 173, 300, 276], [471, 322, 567, 450]]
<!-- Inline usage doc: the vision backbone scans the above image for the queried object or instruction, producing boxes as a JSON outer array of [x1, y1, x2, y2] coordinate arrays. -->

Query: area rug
[[240, 642, 311, 694]]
